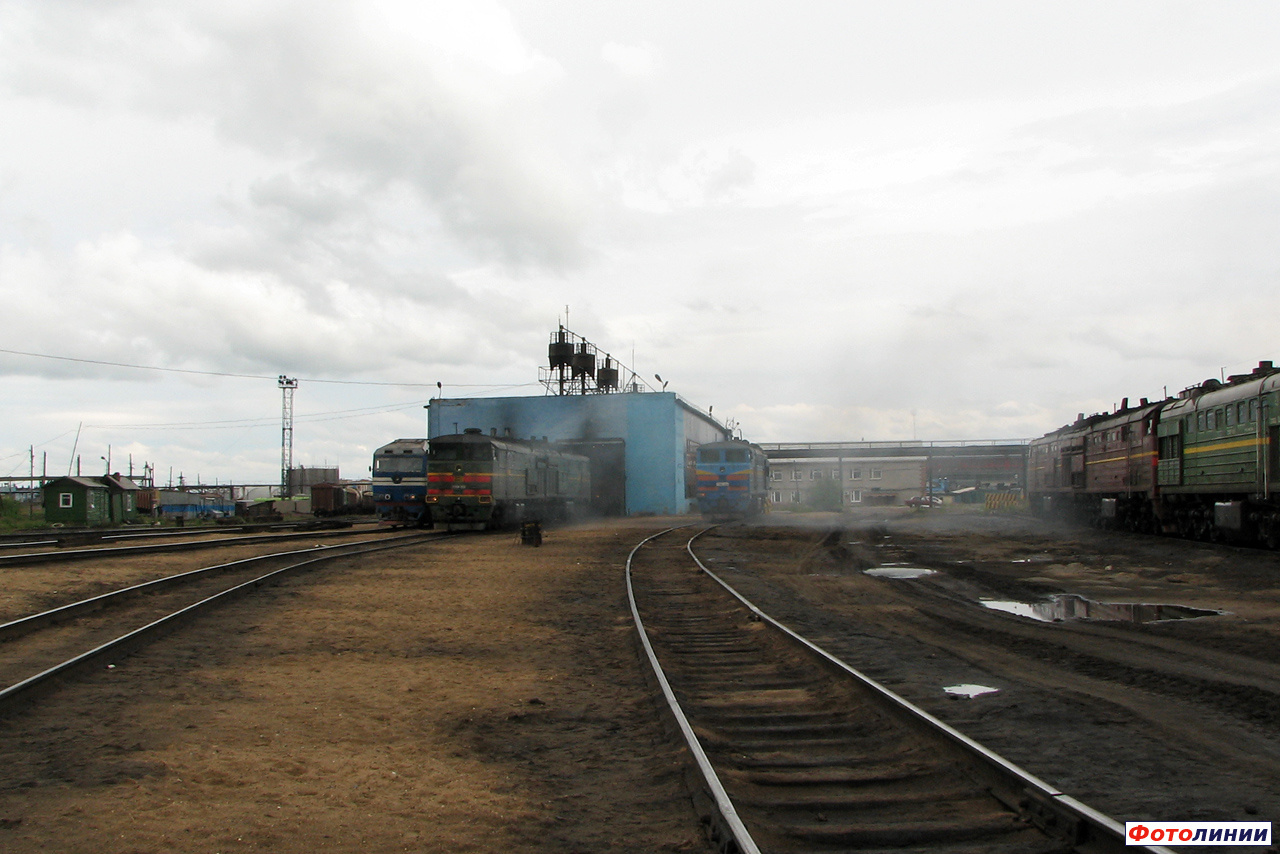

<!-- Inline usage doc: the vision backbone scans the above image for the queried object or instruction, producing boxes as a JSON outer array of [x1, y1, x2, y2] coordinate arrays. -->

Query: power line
[[0, 347, 538, 389], [84, 399, 437, 430]]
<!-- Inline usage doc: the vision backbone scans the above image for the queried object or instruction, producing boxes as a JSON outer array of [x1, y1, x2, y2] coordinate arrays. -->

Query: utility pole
[[279, 375, 298, 498]]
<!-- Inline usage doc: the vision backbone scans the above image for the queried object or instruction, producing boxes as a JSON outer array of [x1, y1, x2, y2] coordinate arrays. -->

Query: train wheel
[[1193, 509, 1214, 541], [1260, 517, 1280, 549]]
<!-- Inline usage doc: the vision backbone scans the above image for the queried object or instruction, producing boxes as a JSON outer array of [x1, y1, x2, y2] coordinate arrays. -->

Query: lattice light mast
[[278, 375, 298, 497]]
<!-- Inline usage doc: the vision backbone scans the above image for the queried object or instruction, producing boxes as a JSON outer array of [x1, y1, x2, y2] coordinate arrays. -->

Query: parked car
[[904, 495, 943, 508]]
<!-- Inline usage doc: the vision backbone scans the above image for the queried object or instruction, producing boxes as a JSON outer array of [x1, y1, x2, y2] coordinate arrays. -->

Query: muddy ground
[[714, 509, 1280, 838], [0, 510, 1277, 852]]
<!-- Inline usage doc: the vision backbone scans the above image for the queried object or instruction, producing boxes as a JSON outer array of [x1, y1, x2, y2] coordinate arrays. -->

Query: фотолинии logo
[[1126, 822, 1271, 846]]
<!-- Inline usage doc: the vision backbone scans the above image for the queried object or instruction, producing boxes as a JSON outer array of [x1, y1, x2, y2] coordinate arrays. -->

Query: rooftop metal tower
[[540, 325, 651, 395]]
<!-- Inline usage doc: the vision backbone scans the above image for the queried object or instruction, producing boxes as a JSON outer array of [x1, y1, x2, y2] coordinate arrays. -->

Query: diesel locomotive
[[1029, 360, 1280, 546], [426, 429, 591, 530], [694, 439, 770, 519], [372, 438, 430, 526]]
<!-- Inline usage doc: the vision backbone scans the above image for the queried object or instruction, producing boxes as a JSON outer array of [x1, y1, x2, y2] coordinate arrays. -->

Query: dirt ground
[[716, 508, 1280, 835], [2, 511, 1278, 852], [0, 521, 708, 853]]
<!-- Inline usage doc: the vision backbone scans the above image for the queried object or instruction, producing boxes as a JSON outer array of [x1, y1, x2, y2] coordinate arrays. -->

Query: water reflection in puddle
[[944, 684, 999, 698], [864, 566, 937, 579], [981, 595, 1223, 623]]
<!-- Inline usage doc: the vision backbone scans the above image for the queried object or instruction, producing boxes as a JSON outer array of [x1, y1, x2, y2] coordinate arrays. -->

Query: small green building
[[42, 477, 111, 525], [101, 474, 142, 523]]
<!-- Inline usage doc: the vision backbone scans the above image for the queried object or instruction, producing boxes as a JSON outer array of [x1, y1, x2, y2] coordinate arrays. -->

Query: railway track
[[0, 531, 441, 716], [0, 523, 391, 566], [626, 526, 1172, 854], [0, 520, 374, 551]]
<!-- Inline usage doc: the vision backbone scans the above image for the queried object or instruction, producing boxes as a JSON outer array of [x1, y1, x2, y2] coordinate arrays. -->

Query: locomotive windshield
[[699, 447, 750, 464], [431, 443, 494, 462], [374, 456, 424, 474]]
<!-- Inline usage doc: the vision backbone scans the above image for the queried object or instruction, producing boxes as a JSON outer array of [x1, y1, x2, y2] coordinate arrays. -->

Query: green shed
[[42, 476, 111, 525], [100, 474, 142, 523]]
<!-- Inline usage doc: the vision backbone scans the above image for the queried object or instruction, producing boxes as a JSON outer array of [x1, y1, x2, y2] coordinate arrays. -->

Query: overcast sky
[[3, 1, 1279, 486]]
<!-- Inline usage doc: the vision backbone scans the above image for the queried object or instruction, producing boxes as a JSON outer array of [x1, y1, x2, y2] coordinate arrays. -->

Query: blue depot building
[[426, 391, 726, 516]]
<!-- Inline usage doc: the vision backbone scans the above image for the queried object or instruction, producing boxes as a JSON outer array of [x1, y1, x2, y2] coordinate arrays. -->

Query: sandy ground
[[0, 521, 708, 853]]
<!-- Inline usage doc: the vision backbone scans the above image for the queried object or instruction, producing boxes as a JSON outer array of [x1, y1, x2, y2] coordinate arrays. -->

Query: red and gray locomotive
[[426, 429, 590, 530]]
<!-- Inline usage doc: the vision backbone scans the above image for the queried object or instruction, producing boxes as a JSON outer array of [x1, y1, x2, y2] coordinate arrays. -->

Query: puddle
[[944, 684, 999, 698], [864, 566, 937, 579], [980, 594, 1224, 623]]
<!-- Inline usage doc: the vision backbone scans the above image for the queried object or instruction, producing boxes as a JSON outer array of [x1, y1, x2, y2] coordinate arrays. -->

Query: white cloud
[[601, 41, 661, 78], [4, 0, 1280, 480]]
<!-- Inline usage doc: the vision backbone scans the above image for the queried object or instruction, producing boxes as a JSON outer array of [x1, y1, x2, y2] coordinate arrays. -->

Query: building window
[[59, 493, 73, 508], [870, 469, 882, 480], [790, 470, 803, 481], [769, 470, 782, 481], [844, 490, 862, 503], [790, 492, 802, 503], [770, 491, 782, 503], [831, 469, 840, 480], [810, 470, 822, 480], [849, 469, 862, 479]]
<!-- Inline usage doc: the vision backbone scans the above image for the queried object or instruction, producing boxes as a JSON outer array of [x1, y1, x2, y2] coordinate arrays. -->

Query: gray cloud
[[5, 0, 1280, 481]]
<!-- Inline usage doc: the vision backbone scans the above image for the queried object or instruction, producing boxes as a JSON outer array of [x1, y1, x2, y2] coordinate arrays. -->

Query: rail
[[0, 525, 390, 567], [0, 532, 441, 716], [627, 525, 1175, 854]]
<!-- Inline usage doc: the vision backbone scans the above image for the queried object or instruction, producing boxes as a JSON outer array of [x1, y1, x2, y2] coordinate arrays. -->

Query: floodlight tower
[[278, 375, 298, 497]]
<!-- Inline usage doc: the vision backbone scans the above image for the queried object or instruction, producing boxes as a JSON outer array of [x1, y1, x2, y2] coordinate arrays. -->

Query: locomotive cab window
[[375, 456, 425, 474], [697, 449, 722, 464], [432, 444, 494, 462], [724, 449, 748, 463]]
